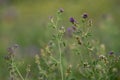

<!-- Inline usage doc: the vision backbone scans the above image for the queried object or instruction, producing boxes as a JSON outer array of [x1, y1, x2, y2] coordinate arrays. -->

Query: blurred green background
[[0, 0, 120, 79]]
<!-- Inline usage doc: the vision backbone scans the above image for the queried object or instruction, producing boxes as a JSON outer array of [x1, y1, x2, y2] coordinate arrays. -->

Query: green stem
[[14, 64, 25, 80], [58, 39, 64, 80], [50, 56, 60, 63], [10, 55, 14, 79], [25, 72, 29, 80], [11, 55, 25, 80]]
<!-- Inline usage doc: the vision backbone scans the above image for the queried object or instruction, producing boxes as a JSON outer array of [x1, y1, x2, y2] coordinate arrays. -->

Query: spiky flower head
[[82, 13, 88, 19]]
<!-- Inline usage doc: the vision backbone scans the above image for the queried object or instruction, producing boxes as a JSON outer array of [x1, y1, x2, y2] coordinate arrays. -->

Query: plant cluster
[[5, 8, 120, 80]]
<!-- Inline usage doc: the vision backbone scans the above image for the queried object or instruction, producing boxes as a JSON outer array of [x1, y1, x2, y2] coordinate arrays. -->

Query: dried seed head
[[59, 26, 65, 34], [83, 62, 90, 68], [7, 47, 15, 54], [88, 19, 93, 26], [58, 8, 64, 13], [99, 55, 108, 63], [99, 55, 106, 60], [75, 36, 82, 45], [45, 45, 51, 56], [72, 26, 76, 31], [82, 13, 88, 19], [4, 55, 11, 60], [109, 51, 114, 55], [13, 44, 19, 48], [65, 64, 72, 77], [7, 44, 19, 55]]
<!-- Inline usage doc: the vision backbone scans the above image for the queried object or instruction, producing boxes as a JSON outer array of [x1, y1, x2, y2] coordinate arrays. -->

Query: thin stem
[[50, 56, 60, 63], [10, 55, 14, 79], [57, 38, 64, 80], [14, 64, 25, 80], [11, 55, 25, 80], [52, 13, 64, 80], [25, 65, 30, 80], [25, 72, 29, 80]]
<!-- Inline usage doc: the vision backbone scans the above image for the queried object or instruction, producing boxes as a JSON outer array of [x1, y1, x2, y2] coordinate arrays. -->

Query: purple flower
[[82, 13, 88, 19], [109, 51, 114, 55], [69, 17, 75, 24], [67, 27, 72, 32], [66, 27, 73, 37]]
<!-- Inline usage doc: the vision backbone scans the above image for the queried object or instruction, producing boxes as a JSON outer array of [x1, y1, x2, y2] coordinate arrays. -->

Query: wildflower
[[82, 13, 88, 19], [58, 8, 64, 13], [67, 27, 72, 32], [69, 17, 75, 24], [7, 47, 15, 54], [99, 55, 106, 60], [99, 55, 108, 63], [7, 44, 19, 55], [66, 27, 73, 37], [109, 51, 114, 55]]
